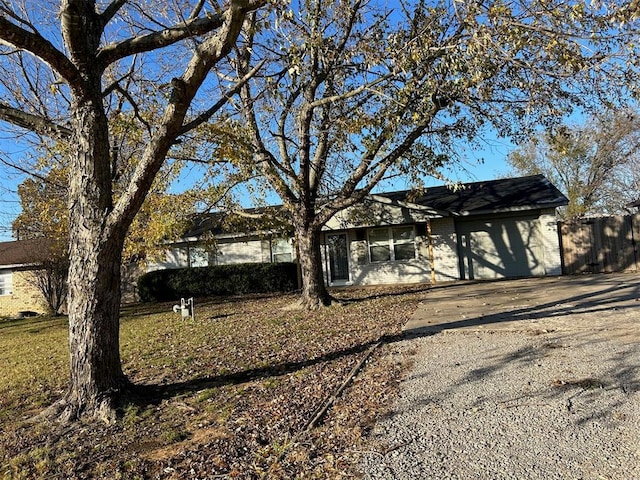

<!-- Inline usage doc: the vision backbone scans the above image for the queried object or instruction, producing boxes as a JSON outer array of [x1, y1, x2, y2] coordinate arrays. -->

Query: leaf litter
[[0, 285, 428, 479]]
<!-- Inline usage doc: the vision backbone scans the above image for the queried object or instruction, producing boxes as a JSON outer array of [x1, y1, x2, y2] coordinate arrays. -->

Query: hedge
[[137, 262, 299, 302]]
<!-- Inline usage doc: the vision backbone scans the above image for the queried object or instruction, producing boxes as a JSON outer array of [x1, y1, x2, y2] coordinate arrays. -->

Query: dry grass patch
[[1, 285, 428, 479]]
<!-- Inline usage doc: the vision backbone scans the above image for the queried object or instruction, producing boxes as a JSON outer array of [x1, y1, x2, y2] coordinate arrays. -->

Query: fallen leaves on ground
[[0, 285, 428, 479]]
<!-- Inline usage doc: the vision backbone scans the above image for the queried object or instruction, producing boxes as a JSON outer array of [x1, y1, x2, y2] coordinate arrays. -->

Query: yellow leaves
[[185, 119, 254, 168], [13, 165, 69, 249], [13, 147, 193, 267], [487, 3, 513, 21], [570, 2, 586, 21], [123, 190, 195, 264], [612, 0, 639, 26]]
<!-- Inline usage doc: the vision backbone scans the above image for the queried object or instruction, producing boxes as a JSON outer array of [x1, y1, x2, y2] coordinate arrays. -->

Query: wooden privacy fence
[[559, 213, 640, 275]]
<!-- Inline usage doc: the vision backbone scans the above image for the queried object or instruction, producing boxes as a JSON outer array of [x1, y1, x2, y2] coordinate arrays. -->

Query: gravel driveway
[[360, 274, 640, 479]]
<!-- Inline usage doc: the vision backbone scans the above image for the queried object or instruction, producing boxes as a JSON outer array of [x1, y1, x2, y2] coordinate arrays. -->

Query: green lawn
[[0, 286, 427, 479]]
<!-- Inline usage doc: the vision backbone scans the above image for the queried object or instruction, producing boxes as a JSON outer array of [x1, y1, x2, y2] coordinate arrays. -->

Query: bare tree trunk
[[64, 233, 127, 423], [293, 216, 331, 309], [32, 259, 68, 316], [55, 90, 128, 423]]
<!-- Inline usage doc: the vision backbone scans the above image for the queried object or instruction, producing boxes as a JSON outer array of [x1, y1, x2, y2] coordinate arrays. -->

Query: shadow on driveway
[[404, 273, 640, 339]]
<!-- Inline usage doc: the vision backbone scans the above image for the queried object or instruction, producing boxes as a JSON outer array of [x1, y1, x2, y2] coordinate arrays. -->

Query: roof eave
[[454, 203, 566, 217], [369, 193, 448, 217]]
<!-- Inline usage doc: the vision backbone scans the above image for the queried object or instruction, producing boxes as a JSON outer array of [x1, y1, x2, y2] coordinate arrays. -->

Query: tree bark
[[1, 0, 266, 424], [58, 83, 129, 422], [293, 213, 331, 309], [64, 233, 127, 423]]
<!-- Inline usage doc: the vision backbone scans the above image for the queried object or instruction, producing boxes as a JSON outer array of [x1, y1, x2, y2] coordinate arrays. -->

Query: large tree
[[508, 109, 640, 218], [236, 0, 639, 308], [0, 0, 268, 422]]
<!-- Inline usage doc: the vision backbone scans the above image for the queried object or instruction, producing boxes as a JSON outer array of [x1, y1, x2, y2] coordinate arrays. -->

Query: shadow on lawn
[[120, 291, 298, 318], [128, 275, 639, 410], [333, 284, 432, 304], [127, 331, 411, 408], [0, 314, 67, 332]]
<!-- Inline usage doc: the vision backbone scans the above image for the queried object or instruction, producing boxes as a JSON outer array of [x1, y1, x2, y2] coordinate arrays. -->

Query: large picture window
[[0, 270, 13, 296], [368, 226, 415, 262], [368, 228, 391, 262]]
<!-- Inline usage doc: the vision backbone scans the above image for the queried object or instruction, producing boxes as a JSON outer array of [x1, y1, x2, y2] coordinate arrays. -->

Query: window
[[368, 228, 391, 262], [368, 226, 415, 262], [272, 238, 293, 263], [393, 227, 416, 261], [189, 247, 209, 267], [0, 270, 13, 296]]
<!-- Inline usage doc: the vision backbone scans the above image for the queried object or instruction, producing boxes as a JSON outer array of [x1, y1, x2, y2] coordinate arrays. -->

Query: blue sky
[[0, 133, 516, 242], [0, 139, 31, 241]]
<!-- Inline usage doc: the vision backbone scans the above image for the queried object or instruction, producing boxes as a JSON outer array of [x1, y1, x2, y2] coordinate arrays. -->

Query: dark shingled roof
[[180, 175, 567, 238], [183, 206, 287, 238], [0, 238, 54, 268], [383, 174, 568, 215]]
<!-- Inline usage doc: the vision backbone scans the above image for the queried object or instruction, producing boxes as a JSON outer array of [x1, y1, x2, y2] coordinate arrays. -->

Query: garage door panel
[[468, 231, 507, 279], [459, 216, 544, 280]]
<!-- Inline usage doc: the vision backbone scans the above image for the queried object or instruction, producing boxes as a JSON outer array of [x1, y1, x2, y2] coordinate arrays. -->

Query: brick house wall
[[0, 268, 49, 317]]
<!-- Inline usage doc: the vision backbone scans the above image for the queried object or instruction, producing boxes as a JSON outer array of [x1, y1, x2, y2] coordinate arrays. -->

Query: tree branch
[[308, 99, 331, 195], [112, 84, 153, 134], [96, 14, 225, 67], [0, 16, 83, 90], [187, 0, 208, 21], [0, 154, 67, 189], [237, 29, 299, 204], [307, 72, 394, 109], [275, 86, 302, 175], [99, 0, 129, 26], [318, 110, 441, 226], [243, 83, 299, 204], [0, 102, 72, 140], [107, 0, 266, 239], [178, 58, 266, 135], [0, 2, 38, 33]]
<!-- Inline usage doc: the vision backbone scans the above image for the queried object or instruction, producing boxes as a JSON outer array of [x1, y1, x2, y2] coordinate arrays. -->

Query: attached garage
[[320, 176, 567, 285], [154, 174, 568, 287], [456, 213, 546, 280]]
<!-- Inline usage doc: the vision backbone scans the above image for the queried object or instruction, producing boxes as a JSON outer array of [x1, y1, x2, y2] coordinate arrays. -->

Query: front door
[[327, 233, 349, 282]]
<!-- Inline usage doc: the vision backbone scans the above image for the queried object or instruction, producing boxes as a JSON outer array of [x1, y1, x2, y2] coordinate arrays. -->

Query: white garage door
[[457, 215, 545, 280]]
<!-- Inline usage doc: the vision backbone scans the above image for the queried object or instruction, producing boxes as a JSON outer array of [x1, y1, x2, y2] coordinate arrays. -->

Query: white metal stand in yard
[[172, 297, 195, 321]]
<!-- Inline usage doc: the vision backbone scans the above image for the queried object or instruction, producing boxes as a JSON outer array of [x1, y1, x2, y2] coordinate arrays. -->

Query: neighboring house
[[149, 175, 569, 286], [0, 238, 52, 316]]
